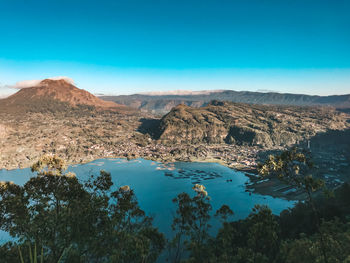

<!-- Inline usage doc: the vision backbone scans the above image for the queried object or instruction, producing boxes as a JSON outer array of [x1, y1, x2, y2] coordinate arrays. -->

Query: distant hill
[[0, 79, 131, 113], [101, 90, 350, 113], [151, 101, 349, 147]]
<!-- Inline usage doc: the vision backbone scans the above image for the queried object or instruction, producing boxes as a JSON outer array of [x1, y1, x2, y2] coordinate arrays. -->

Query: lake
[[0, 158, 294, 242]]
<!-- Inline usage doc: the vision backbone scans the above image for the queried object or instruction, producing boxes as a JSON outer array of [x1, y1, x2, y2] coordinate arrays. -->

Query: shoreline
[[0, 153, 301, 201]]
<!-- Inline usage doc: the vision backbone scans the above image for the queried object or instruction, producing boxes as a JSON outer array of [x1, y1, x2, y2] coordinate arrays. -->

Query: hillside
[[101, 90, 350, 113], [153, 101, 350, 147], [0, 79, 131, 113]]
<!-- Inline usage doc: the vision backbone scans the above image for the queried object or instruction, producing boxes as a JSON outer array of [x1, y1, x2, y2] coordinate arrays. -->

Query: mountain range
[[0, 78, 349, 173], [3, 79, 349, 115], [101, 90, 350, 113]]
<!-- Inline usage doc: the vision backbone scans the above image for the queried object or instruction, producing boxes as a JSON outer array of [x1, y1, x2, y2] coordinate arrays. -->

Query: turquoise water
[[0, 158, 294, 242]]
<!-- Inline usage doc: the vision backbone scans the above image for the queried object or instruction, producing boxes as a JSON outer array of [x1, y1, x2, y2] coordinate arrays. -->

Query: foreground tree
[[278, 219, 350, 263], [0, 155, 164, 263], [258, 147, 328, 263], [213, 205, 279, 263], [169, 184, 238, 263], [258, 147, 325, 201], [169, 184, 213, 263], [0, 156, 86, 262]]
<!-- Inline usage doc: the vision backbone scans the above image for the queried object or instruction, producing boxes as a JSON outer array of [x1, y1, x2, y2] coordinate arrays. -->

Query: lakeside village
[[58, 139, 350, 200], [113, 140, 349, 200], [1, 132, 348, 201]]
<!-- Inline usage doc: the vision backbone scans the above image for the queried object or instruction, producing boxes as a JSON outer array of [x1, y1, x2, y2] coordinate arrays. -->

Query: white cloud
[[11, 76, 75, 89], [0, 83, 16, 98], [256, 89, 280, 93]]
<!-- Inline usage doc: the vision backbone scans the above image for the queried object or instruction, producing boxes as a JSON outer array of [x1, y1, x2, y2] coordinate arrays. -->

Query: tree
[[246, 205, 279, 263], [0, 155, 87, 262], [213, 205, 278, 263], [258, 147, 324, 200], [0, 155, 165, 263], [258, 147, 328, 263], [279, 219, 350, 263], [169, 184, 212, 263], [106, 185, 165, 263]]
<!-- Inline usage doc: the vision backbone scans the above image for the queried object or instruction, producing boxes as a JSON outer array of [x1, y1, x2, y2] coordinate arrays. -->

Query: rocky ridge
[[154, 101, 349, 148]]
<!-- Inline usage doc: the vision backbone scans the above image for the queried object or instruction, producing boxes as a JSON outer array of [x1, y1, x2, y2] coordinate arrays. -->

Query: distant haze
[[138, 90, 225, 96]]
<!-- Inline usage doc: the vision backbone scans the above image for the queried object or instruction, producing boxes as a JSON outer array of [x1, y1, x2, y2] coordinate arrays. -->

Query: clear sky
[[0, 0, 349, 96]]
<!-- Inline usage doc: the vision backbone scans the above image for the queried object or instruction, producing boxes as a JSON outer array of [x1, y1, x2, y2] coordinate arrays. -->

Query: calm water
[[0, 158, 294, 242]]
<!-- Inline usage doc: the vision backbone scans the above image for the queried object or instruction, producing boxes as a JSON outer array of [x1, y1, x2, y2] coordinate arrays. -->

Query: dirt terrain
[[1, 79, 349, 200]]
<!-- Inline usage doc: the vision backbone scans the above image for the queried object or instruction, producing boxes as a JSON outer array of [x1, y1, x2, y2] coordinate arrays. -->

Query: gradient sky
[[0, 0, 349, 96]]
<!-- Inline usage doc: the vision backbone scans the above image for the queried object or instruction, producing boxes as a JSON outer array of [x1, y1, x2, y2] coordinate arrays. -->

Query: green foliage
[[215, 204, 234, 223], [258, 148, 332, 263], [210, 205, 279, 263], [258, 147, 325, 194], [0, 155, 164, 263], [246, 205, 279, 261], [279, 220, 350, 263], [1, 155, 350, 262], [169, 185, 212, 263]]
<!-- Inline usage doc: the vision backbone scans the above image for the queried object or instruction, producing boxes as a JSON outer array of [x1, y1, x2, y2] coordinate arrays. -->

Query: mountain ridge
[[101, 90, 350, 113], [152, 101, 350, 147]]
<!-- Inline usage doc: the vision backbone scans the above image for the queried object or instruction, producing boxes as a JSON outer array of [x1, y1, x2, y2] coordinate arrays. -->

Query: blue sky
[[0, 0, 349, 96]]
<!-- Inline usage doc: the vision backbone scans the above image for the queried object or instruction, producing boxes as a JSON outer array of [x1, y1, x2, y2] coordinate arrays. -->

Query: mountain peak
[[0, 78, 131, 113], [39, 78, 71, 86]]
